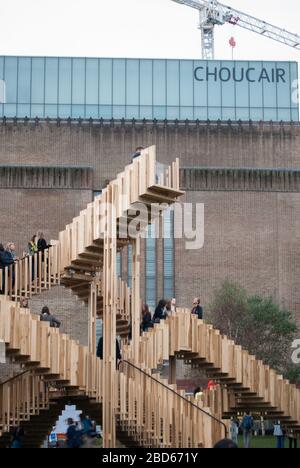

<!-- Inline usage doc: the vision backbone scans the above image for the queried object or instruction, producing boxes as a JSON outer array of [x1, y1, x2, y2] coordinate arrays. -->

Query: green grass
[[237, 435, 298, 449]]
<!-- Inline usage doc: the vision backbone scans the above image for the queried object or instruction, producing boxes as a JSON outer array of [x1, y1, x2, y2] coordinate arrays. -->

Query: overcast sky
[[0, 0, 299, 63]]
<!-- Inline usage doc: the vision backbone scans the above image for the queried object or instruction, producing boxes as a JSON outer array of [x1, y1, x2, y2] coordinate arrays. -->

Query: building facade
[[0, 56, 300, 361]]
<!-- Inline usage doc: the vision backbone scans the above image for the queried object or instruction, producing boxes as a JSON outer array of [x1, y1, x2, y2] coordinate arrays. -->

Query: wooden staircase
[[0, 299, 224, 448], [130, 310, 300, 434], [1, 146, 299, 447]]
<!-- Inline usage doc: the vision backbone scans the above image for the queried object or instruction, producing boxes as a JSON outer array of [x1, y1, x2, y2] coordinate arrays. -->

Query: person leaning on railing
[[37, 232, 51, 262], [0, 243, 15, 293]]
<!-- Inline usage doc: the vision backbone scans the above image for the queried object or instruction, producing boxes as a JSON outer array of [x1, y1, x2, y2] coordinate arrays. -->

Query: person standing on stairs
[[191, 298, 204, 320], [40, 306, 61, 328], [153, 299, 168, 323], [97, 336, 122, 369], [141, 303, 153, 332], [0, 243, 15, 293], [37, 232, 51, 262]]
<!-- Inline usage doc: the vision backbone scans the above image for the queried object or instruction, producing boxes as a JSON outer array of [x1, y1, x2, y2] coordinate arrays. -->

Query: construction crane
[[171, 0, 300, 60]]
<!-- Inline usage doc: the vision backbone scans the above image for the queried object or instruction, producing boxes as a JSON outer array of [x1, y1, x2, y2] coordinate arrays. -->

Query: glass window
[[163, 210, 174, 300], [208, 107, 221, 120], [221, 61, 235, 108], [0, 104, 3, 117], [292, 108, 299, 121], [250, 108, 263, 121], [194, 107, 208, 120], [167, 61, 179, 106], [59, 58, 72, 104], [236, 107, 250, 120], [180, 60, 193, 106], [140, 106, 153, 120], [126, 105, 139, 119], [127, 245, 132, 289], [140, 60, 153, 106], [96, 319, 103, 343], [32, 58, 45, 104], [17, 104, 30, 117], [207, 61, 221, 107], [167, 107, 179, 120], [153, 60, 166, 106], [249, 61, 263, 108], [58, 105, 71, 118], [262, 61, 277, 108], [31, 104, 44, 118], [263, 108, 277, 121], [180, 106, 193, 120], [276, 62, 291, 108], [99, 59, 113, 105], [235, 61, 249, 107], [290, 62, 298, 109], [45, 58, 58, 104], [18, 57, 31, 103], [126, 59, 139, 106], [86, 105, 99, 119], [99, 105, 112, 119], [0, 57, 4, 80], [277, 108, 291, 121], [194, 60, 208, 107], [72, 105, 84, 118], [153, 106, 166, 120], [72, 58, 85, 105], [3, 104, 16, 117], [222, 107, 236, 121], [116, 253, 121, 278], [45, 104, 58, 118], [146, 224, 156, 311], [113, 59, 126, 105], [113, 105, 126, 119], [4, 57, 18, 102], [86, 58, 99, 105]]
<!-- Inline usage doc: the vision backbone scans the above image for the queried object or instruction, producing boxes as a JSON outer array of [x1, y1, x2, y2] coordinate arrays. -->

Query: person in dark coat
[[0, 243, 14, 268], [37, 232, 51, 262], [191, 298, 204, 320], [40, 306, 61, 328], [153, 300, 167, 323], [0, 243, 15, 293], [131, 146, 145, 161], [97, 336, 121, 368], [66, 419, 82, 449], [141, 304, 153, 332]]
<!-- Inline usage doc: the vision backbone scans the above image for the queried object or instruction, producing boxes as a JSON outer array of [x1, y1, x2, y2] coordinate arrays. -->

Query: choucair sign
[[0, 80, 6, 104], [194, 65, 287, 83]]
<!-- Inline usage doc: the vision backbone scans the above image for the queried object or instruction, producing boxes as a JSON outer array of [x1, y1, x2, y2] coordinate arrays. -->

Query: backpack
[[243, 416, 253, 431]]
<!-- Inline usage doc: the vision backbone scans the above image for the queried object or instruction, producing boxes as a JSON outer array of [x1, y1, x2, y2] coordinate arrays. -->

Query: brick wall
[[1, 119, 300, 381], [1, 120, 300, 189]]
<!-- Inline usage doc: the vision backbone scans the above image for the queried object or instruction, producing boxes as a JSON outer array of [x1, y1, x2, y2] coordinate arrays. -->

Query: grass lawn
[[237, 435, 298, 449]]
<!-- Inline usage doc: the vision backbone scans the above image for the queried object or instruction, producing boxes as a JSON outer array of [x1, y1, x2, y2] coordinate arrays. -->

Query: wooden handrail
[[120, 359, 228, 439]]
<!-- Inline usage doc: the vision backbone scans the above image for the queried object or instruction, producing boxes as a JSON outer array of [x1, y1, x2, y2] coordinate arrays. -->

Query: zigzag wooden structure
[[0, 146, 300, 448]]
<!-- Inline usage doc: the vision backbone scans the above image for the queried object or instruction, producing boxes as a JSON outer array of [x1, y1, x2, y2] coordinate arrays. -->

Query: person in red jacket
[[207, 380, 217, 391]]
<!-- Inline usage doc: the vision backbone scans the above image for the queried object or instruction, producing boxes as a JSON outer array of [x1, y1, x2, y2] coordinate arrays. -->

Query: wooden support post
[[103, 184, 117, 448], [132, 236, 141, 363], [169, 356, 176, 385], [88, 282, 97, 354]]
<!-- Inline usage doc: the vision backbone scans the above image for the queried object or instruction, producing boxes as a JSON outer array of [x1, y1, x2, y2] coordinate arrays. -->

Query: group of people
[[0, 233, 50, 292], [140, 297, 204, 333], [66, 415, 97, 449]]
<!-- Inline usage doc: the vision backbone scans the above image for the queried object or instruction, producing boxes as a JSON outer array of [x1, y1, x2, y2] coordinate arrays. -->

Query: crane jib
[[194, 66, 287, 83]]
